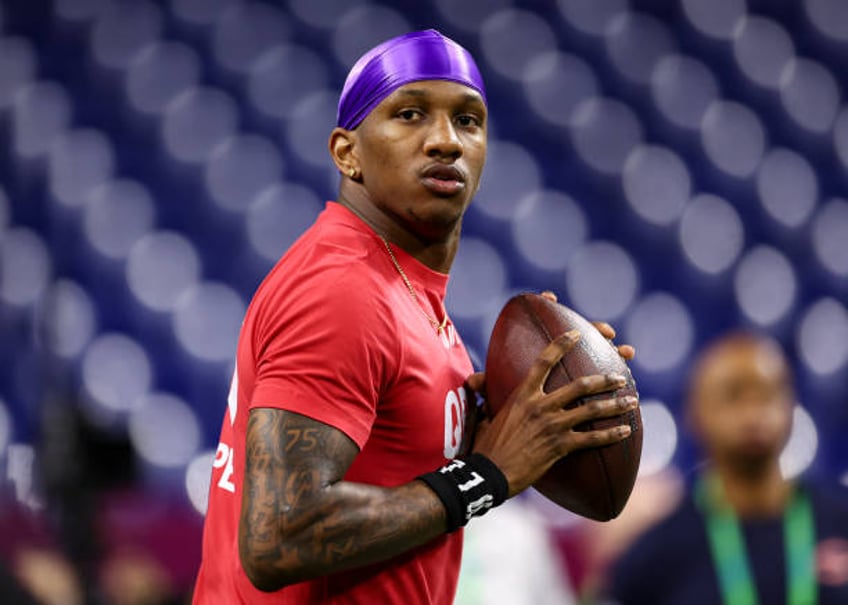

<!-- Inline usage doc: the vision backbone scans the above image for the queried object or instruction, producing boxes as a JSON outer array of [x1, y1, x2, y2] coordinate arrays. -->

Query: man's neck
[[714, 462, 792, 518], [336, 190, 460, 273]]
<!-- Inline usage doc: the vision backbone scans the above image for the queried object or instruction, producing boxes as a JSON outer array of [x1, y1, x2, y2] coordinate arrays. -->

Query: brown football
[[484, 293, 642, 521]]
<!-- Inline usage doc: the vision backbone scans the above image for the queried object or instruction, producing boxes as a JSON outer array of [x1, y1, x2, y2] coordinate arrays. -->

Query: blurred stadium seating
[[0, 0, 846, 543]]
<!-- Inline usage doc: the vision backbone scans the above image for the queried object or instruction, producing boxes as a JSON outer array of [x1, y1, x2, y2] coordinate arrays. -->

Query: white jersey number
[[443, 387, 469, 459], [213, 366, 239, 493]]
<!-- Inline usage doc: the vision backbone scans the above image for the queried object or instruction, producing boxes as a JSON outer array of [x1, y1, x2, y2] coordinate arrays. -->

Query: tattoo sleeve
[[238, 408, 447, 591]]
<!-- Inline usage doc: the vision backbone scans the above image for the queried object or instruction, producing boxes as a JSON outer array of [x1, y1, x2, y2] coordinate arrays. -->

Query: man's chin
[[408, 202, 467, 235], [728, 446, 780, 476]]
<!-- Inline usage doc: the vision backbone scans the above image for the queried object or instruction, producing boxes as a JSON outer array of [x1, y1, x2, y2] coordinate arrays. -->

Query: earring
[[348, 167, 357, 179]]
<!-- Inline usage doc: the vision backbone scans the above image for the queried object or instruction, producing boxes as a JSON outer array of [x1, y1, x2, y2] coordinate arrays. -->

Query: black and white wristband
[[418, 453, 509, 533]]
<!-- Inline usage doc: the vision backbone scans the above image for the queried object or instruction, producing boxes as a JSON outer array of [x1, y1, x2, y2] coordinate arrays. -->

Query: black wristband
[[418, 453, 509, 533]]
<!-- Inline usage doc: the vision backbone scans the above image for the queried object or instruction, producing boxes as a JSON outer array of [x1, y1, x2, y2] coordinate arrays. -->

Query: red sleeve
[[249, 267, 396, 449]]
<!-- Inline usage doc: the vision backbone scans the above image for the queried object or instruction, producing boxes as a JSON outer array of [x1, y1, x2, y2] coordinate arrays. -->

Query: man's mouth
[[421, 165, 466, 196]]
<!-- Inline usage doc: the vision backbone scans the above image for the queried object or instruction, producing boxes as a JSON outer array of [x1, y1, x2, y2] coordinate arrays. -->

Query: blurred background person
[[563, 467, 685, 599], [599, 332, 848, 604]]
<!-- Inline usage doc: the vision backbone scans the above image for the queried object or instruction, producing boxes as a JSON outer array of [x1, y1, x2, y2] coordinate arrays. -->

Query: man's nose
[[423, 114, 462, 158]]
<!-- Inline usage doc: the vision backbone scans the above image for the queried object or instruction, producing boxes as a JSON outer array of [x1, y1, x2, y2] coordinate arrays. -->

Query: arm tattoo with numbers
[[238, 408, 447, 591]]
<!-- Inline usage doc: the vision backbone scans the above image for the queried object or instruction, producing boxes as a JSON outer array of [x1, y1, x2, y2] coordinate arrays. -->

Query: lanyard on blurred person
[[696, 475, 817, 605]]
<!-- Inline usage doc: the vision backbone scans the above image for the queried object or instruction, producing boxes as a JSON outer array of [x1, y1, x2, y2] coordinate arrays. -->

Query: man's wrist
[[417, 453, 509, 533]]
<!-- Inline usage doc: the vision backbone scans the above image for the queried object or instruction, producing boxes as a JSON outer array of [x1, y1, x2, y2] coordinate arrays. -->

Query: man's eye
[[398, 109, 420, 120], [457, 115, 480, 127]]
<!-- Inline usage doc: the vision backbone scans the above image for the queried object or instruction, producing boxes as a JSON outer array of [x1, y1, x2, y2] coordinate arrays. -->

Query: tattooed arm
[[238, 408, 447, 591], [238, 334, 637, 591]]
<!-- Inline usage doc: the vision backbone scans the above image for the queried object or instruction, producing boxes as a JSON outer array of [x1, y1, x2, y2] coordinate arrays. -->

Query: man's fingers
[[545, 372, 627, 410], [591, 321, 637, 361], [565, 424, 632, 450], [523, 331, 580, 394], [592, 321, 616, 340], [566, 394, 639, 426], [465, 371, 485, 394], [617, 344, 636, 360]]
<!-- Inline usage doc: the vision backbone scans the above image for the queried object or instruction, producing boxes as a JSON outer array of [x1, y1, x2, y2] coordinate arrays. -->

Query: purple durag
[[336, 29, 486, 130]]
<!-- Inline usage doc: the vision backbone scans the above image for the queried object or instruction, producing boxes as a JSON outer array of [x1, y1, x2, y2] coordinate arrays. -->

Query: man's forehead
[[388, 81, 486, 104], [700, 341, 788, 385]]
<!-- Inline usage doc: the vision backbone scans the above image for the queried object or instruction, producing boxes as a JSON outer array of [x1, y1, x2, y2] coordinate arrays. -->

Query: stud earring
[[348, 167, 357, 179]]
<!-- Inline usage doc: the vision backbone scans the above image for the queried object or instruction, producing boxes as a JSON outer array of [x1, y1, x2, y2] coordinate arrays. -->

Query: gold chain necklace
[[379, 235, 449, 334]]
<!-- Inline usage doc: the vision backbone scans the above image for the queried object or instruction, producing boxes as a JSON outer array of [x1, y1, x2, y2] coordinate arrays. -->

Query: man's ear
[[328, 127, 359, 176]]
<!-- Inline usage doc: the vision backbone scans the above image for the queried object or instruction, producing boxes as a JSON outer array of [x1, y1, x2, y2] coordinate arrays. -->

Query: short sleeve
[[250, 266, 396, 449]]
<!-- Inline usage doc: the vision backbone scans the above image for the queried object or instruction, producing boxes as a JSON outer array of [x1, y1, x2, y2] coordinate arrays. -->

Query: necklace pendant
[[380, 235, 452, 340]]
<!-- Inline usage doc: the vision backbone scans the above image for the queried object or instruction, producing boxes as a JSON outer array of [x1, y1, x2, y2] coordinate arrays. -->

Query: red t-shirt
[[193, 202, 475, 604]]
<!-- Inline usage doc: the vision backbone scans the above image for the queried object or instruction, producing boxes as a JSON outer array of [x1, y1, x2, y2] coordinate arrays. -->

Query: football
[[484, 293, 642, 521]]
